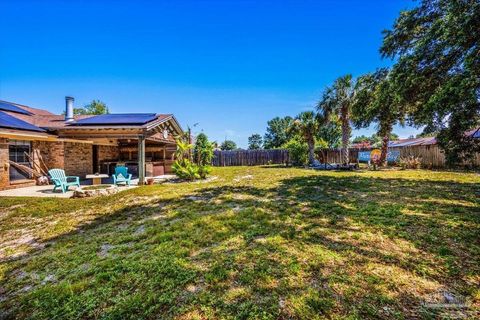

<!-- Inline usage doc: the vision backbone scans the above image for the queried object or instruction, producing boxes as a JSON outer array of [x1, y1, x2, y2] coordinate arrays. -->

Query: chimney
[[65, 96, 74, 122]]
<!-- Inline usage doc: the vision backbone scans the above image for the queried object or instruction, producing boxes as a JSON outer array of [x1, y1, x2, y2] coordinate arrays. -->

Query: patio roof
[[70, 113, 159, 125]]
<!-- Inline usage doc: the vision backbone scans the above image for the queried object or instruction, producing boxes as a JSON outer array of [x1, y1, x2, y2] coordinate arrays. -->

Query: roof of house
[[388, 128, 480, 148], [388, 137, 437, 147], [71, 113, 163, 126], [0, 100, 182, 137], [0, 111, 45, 132], [0, 100, 55, 116]]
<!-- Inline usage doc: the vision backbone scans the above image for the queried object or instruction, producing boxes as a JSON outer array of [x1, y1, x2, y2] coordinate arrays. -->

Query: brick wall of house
[[97, 145, 119, 162], [64, 142, 93, 177], [0, 138, 9, 189], [32, 141, 65, 171]]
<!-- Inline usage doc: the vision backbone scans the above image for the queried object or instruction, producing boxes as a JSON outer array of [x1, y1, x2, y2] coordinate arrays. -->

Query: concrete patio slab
[[0, 185, 136, 198], [0, 175, 176, 198]]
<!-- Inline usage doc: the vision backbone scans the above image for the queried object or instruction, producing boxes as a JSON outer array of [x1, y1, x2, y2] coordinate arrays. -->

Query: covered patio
[[56, 113, 183, 185]]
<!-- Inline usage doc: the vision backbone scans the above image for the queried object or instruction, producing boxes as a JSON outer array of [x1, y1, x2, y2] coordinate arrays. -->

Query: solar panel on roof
[[0, 101, 32, 115], [72, 113, 158, 125], [0, 111, 45, 132]]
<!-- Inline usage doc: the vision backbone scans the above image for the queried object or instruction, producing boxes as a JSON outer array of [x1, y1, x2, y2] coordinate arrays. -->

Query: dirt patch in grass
[[81, 184, 112, 191]]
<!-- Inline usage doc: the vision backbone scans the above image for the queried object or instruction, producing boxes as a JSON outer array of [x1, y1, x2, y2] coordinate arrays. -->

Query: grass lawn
[[0, 166, 479, 319]]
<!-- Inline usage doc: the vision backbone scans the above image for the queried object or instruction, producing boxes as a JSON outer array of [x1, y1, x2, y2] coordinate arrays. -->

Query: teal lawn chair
[[113, 166, 132, 186], [48, 169, 80, 193]]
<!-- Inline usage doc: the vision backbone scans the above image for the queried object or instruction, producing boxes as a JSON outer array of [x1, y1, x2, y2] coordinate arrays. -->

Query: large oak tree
[[353, 68, 407, 165], [381, 0, 480, 164]]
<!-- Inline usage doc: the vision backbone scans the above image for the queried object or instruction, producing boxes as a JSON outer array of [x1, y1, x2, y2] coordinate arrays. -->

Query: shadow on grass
[[1, 172, 479, 319]]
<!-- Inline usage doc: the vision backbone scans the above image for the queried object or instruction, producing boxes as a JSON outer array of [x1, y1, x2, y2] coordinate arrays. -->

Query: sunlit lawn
[[0, 166, 479, 319]]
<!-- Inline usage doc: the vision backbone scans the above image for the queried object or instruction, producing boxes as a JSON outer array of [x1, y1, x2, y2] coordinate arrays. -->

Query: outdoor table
[[85, 174, 109, 185]]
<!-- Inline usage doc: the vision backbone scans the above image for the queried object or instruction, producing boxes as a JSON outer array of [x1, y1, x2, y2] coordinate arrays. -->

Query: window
[[9, 140, 32, 181]]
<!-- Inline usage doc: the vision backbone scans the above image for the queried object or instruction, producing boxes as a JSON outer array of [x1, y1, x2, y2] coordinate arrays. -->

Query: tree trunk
[[379, 134, 389, 166], [378, 122, 393, 167], [308, 139, 315, 165], [341, 107, 351, 165]]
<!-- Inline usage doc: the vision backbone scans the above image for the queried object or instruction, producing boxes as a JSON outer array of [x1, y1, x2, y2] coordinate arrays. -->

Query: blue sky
[[0, 0, 419, 147]]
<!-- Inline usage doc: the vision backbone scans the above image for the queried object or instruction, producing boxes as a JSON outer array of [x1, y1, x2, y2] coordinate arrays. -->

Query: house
[[0, 97, 183, 190], [388, 137, 437, 147]]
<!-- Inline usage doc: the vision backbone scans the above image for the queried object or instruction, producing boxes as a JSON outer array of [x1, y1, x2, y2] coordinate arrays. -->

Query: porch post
[[138, 135, 145, 185]]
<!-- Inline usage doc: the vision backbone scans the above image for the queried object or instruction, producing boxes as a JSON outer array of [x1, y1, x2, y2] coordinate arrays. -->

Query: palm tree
[[290, 111, 320, 165], [317, 75, 356, 165]]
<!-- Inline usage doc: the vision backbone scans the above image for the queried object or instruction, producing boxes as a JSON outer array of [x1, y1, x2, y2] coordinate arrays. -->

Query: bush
[[173, 133, 213, 180], [198, 164, 212, 179], [399, 156, 422, 169], [283, 139, 308, 166], [194, 133, 214, 166], [172, 159, 200, 180]]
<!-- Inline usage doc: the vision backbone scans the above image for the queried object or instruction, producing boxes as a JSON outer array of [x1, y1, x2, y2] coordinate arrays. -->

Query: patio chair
[[113, 166, 132, 186], [48, 169, 80, 193]]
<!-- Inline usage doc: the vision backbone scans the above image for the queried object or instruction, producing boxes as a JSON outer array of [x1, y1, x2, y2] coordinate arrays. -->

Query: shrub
[[198, 164, 212, 179], [173, 133, 213, 180], [283, 139, 308, 166], [172, 159, 200, 180], [399, 156, 422, 169], [193, 133, 214, 179], [194, 133, 214, 166]]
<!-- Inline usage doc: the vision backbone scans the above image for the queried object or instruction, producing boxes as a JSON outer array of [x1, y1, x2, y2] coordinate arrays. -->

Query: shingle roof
[[0, 100, 55, 116], [1, 113, 94, 129], [0, 100, 175, 131]]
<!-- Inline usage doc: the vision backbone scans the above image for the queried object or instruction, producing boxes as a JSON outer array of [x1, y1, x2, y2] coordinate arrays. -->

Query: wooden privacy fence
[[317, 145, 480, 168], [391, 144, 480, 168], [212, 146, 480, 168], [212, 149, 289, 166]]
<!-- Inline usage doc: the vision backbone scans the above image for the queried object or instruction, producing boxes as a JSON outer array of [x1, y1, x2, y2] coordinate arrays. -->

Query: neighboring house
[[0, 97, 183, 190], [388, 137, 437, 147]]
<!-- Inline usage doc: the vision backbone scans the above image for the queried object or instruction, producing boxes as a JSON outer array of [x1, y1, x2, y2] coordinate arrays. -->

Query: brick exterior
[[2, 180, 36, 190], [1, 140, 96, 190], [0, 138, 9, 189], [97, 145, 119, 162], [32, 141, 65, 170], [1, 137, 175, 190], [64, 142, 93, 177]]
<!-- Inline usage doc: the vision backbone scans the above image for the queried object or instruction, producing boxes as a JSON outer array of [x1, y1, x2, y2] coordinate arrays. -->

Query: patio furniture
[[113, 166, 132, 186], [48, 169, 80, 193], [85, 174, 109, 185]]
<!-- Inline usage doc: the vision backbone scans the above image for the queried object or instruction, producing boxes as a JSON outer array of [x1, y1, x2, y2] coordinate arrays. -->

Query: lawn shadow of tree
[[1, 172, 479, 319]]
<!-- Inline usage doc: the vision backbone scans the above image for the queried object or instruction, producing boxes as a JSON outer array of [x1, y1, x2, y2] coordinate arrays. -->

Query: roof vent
[[65, 96, 74, 122]]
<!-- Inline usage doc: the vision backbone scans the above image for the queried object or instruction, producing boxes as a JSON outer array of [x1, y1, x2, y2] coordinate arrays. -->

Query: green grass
[[0, 166, 479, 319]]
